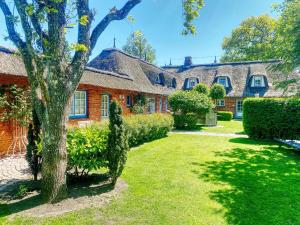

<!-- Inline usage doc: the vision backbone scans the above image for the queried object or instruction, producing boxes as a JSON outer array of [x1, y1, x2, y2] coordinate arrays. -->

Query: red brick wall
[[0, 75, 169, 156], [215, 97, 244, 118]]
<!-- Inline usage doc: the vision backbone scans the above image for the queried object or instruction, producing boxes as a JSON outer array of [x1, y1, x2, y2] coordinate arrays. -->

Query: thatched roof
[[0, 47, 175, 95], [163, 60, 300, 97]]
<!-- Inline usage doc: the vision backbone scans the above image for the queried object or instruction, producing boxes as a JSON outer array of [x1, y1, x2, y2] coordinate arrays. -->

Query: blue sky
[[0, 0, 282, 66]]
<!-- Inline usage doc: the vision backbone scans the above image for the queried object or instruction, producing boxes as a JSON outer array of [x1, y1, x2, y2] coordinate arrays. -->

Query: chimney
[[184, 56, 193, 67]]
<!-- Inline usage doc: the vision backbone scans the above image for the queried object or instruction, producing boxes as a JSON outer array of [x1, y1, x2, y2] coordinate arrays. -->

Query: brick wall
[[215, 97, 244, 118], [0, 75, 169, 156]]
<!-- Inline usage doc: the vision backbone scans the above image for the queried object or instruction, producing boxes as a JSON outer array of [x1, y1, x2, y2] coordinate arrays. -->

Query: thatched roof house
[[163, 56, 300, 98]]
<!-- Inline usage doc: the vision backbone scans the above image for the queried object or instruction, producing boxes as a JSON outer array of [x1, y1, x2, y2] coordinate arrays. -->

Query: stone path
[[0, 155, 31, 192], [171, 131, 248, 138], [276, 139, 300, 150]]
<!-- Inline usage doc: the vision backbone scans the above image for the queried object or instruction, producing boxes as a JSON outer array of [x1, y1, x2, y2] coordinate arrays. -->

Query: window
[[165, 99, 168, 111], [69, 91, 87, 119], [188, 78, 198, 89], [253, 76, 264, 87], [172, 78, 177, 88], [147, 98, 156, 113], [155, 76, 161, 84], [217, 77, 228, 87], [101, 94, 110, 118], [159, 98, 163, 112], [126, 95, 132, 107], [216, 99, 225, 107]]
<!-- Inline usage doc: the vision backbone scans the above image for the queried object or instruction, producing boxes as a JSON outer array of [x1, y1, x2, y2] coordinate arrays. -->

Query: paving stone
[[0, 155, 31, 192]]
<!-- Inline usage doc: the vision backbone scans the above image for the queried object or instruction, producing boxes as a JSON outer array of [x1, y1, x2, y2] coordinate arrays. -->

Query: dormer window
[[187, 77, 198, 89], [251, 76, 265, 87], [217, 76, 229, 88], [155, 75, 161, 84]]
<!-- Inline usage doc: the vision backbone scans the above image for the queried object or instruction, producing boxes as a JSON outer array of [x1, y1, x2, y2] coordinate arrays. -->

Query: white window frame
[[126, 95, 132, 107], [147, 97, 156, 113], [188, 78, 197, 89], [216, 99, 225, 107], [101, 94, 110, 119], [159, 97, 163, 112], [69, 91, 87, 118], [217, 77, 228, 87], [253, 76, 264, 87]]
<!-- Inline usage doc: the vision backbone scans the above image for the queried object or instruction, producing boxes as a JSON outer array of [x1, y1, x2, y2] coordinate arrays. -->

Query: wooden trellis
[[6, 119, 28, 156]]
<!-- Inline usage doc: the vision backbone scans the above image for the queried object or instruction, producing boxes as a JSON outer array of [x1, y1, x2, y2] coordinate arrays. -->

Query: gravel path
[[0, 155, 31, 192], [171, 131, 248, 138]]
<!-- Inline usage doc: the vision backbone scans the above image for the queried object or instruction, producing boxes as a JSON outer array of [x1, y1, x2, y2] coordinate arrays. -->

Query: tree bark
[[41, 101, 69, 203]]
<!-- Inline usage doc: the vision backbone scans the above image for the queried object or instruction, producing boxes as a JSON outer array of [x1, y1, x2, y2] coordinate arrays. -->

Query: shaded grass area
[[1, 135, 300, 225], [200, 120, 245, 134]]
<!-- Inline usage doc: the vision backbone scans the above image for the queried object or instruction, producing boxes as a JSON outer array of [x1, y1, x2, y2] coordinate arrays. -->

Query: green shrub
[[210, 84, 226, 100], [107, 101, 129, 185], [168, 90, 213, 114], [125, 113, 174, 147], [173, 113, 198, 130], [67, 124, 109, 176], [217, 111, 233, 121], [193, 83, 209, 95], [243, 98, 300, 139]]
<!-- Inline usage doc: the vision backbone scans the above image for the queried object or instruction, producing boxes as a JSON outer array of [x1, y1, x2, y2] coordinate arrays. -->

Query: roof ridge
[[101, 48, 173, 74], [0, 46, 16, 54], [162, 59, 280, 69], [85, 67, 134, 81]]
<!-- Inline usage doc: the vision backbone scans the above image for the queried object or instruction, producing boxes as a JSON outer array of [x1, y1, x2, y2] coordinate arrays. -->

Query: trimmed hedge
[[217, 111, 233, 121], [173, 113, 198, 130], [67, 113, 174, 176], [243, 98, 300, 139], [125, 113, 174, 147]]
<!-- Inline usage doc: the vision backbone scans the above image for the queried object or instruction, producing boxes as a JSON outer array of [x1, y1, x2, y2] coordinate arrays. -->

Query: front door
[[236, 100, 243, 118]]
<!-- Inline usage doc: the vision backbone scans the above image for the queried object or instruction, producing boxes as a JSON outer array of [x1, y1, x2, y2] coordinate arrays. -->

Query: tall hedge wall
[[243, 98, 300, 140]]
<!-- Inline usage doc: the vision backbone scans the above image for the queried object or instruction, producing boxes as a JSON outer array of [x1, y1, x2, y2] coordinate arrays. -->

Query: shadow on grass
[[192, 144, 300, 225], [0, 174, 113, 218]]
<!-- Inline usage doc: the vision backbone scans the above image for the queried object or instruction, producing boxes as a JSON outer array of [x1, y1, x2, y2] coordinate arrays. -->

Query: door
[[236, 100, 243, 118], [101, 94, 110, 119]]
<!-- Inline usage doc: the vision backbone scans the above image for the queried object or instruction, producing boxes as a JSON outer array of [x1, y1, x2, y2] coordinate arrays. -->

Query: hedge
[[66, 113, 174, 176], [173, 113, 198, 130], [243, 98, 300, 140], [67, 124, 109, 176], [124, 113, 174, 147], [217, 111, 233, 121]]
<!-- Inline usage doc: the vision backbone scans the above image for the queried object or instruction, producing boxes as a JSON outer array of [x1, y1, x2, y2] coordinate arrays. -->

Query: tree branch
[[69, 0, 93, 90], [0, 0, 25, 48], [90, 0, 142, 51]]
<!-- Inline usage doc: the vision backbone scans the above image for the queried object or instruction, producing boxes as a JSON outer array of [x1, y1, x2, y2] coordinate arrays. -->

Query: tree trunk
[[41, 103, 69, 203]]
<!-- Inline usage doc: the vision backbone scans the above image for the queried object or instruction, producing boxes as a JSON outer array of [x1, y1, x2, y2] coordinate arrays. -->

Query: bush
[[210, 84, 226, 100], [125, 113, 174, 147], [107, 101, 129, 185], [217, 111, 233, 121], [193, 83, 209, 95], [67, 124, 109, 176], [168, 90, 213, 114], [243, 98, 300, 139], [173, 113, 198, 130]]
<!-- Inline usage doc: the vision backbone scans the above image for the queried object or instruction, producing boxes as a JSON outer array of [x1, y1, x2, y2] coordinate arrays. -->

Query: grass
[[1, 134, 300, 225], [200, 120, 245, 134]]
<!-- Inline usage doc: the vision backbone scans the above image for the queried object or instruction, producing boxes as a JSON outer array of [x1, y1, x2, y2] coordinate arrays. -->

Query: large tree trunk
[[41, 102, 69, 203]]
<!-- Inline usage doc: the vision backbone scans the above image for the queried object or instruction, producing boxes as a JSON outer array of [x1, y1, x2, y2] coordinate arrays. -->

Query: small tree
[[193, 83, 209, 95], [107, 100, 129, 186], [210, 84, 226, 101], [123, 30, 156, 63]]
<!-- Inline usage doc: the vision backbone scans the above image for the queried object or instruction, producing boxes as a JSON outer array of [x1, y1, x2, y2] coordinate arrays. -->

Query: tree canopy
[[123, 30, 156, 63], [220, 15, 277, 63]]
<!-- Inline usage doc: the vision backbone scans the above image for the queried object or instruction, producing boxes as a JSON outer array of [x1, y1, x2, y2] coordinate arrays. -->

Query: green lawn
[[2, 134, 300, 225], [200, 120, 245, 134]]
